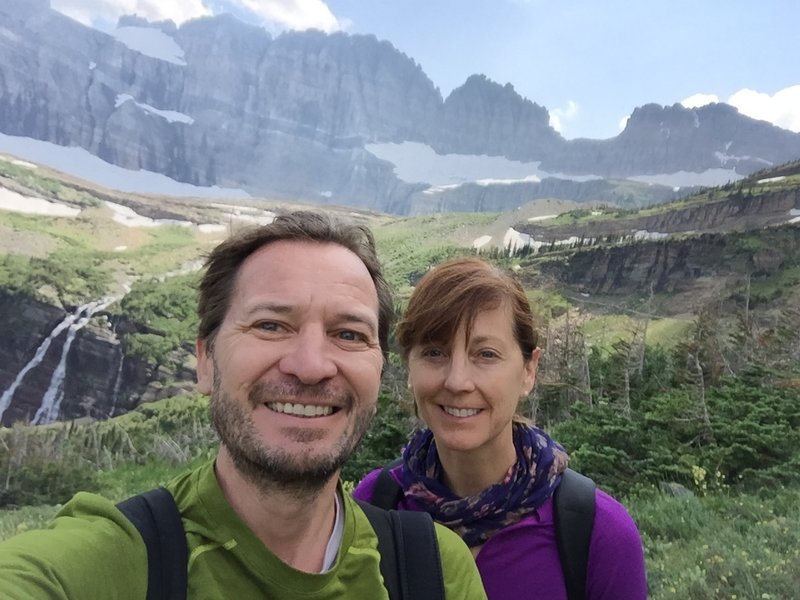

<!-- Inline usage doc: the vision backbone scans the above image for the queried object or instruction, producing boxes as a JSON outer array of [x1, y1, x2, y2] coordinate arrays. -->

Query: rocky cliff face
[[534, 227, 800, 300], [0, 291, 193, 426], [543, 103, 800, 177], [1, 1, 800, 214], [406, 176, 688, 215], [431, 75, 564, 159], [517, 187, 800, 241]]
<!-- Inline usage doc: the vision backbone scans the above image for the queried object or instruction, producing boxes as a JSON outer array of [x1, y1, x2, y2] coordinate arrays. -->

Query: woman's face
[[407, 302, 539, 456]]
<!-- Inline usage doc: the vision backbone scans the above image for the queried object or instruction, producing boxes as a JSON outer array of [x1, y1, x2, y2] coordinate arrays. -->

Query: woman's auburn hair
[[395, 257, 538, 360]]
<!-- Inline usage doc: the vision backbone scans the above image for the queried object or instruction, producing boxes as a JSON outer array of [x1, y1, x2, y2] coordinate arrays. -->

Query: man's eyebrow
[[241, 302, 293, 318], [335, 311, 379, 334]]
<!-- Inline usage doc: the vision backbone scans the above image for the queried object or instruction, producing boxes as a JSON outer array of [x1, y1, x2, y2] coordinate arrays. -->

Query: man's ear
[[196, 338, 212, 394]]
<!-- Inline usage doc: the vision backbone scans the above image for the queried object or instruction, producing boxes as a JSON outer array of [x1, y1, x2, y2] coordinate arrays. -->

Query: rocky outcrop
[[535, 226, 800, 297], [542, 104, 800, 177], [431, 75, 564, 159], [406, 177, 688, 215], [517, 187, 800, 241], [0, 291, 193, 426]]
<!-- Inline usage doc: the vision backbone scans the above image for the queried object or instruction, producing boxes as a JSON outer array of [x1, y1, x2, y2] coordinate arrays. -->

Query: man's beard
[[210, 374, 375, 498]]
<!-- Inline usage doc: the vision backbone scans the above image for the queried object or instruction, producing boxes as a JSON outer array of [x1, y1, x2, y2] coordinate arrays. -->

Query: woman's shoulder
[[592, 490, 645, 568], [352, 461, 403, 501], [586, 489, 648, 598], [351, 467, 383, 501], [593, 488, 641, 538]]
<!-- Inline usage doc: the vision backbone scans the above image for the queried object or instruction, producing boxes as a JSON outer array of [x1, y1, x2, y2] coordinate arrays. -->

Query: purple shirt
[[353, 466, 648, 600]]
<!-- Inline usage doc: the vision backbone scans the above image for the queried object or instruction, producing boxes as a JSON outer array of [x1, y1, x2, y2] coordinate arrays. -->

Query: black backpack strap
[[356, 499, 445, 600], [116, 487, 188, 600], [370, 457, 404, 510], [553, 469, 596, 600]]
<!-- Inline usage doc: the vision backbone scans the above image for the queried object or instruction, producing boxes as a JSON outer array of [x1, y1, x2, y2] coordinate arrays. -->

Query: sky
[[51, 0, 800, 140]]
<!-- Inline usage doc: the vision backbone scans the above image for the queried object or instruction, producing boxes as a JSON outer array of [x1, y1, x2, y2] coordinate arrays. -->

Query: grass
[[122, 225, 209, 277], [578, 314, 693, 351], [373, 212, 497, 292], [629, 486, 800, 599], [526, 288, 572, 320]]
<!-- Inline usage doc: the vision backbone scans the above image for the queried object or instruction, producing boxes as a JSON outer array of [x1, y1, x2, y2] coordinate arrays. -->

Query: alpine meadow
[[1, 156, 798, 598]]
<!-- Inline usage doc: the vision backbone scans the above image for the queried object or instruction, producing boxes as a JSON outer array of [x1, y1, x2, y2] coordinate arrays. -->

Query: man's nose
[[278, 327, 338, 384]]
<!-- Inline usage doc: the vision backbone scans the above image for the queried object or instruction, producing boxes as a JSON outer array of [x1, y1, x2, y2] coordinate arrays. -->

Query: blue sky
[[52, 0, 800, 140]]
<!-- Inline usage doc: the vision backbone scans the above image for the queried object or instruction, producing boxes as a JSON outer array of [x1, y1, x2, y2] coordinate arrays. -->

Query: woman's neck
[[437, 428, 517, 497]]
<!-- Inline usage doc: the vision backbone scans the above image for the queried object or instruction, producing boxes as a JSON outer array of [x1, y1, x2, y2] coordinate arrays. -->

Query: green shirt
[[0, 460, 486, 599]]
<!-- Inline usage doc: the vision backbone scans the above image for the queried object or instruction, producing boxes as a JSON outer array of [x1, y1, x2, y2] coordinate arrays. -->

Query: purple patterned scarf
[[399, 423, 569, 547]]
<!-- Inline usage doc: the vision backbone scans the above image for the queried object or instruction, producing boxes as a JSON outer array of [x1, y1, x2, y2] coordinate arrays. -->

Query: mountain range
[[2, 0, 800, 215]]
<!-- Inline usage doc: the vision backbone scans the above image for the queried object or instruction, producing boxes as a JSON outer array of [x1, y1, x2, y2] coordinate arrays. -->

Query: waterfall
[[108, 348, 125, 418], [0, 309, 84, 422], [31, 297, 116, 425]]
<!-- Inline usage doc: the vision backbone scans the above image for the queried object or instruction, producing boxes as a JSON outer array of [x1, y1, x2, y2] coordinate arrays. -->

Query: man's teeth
[[443, 406, 480, 418], [268, 402, 334, 417]]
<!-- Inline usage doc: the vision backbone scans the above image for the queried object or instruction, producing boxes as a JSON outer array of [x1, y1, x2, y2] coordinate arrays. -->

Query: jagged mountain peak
[[0, 2, 799, 214], [446, 73, 547, 115]]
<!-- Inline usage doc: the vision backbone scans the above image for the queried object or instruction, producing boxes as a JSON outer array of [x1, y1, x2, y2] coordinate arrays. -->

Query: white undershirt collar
[[321, 489, 344, 572]]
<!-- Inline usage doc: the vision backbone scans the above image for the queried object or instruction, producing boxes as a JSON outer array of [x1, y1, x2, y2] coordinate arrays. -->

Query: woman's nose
[[443, 352, 475, 394]]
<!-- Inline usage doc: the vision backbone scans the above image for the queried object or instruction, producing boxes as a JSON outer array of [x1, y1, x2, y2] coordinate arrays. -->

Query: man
[[0, 211, 486, 599]]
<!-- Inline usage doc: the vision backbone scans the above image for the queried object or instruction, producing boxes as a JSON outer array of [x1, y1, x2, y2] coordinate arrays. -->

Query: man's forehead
[[235, 240, 378, 304]]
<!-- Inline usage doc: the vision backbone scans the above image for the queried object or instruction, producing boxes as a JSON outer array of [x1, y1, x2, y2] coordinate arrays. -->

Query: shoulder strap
[[553, 469, 596, 600], [370, 457, 404, 510], [356, 499, 445, 600], [116, 487, 188, 600]]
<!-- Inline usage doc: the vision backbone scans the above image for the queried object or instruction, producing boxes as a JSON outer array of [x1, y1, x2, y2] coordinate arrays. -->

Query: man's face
[[196, 240, 384, 491]]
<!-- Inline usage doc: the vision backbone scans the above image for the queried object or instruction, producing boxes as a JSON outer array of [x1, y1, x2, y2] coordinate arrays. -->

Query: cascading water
[[0, 309, 84, 423], [108, 346, 125, 418], [30, 297, 116, 425]]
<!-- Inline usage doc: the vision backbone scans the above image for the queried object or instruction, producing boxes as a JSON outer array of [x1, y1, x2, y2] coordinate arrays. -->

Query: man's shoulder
[[0, 491, 148, 598]]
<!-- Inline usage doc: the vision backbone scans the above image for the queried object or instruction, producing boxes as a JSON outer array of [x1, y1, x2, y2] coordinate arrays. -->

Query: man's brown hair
[[197, 211, 393, 357]]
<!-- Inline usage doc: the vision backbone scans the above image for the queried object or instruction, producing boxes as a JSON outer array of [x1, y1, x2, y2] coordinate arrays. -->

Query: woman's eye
[[478, 350, 499, 360], [422, 348, 444, 358]]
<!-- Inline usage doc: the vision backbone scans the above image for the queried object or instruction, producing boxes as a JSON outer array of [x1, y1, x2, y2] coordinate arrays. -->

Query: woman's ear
[[522, 348, 541, 394]]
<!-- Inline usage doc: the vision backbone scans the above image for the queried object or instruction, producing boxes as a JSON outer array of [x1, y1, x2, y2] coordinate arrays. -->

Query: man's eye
[[338, 330, 365, 342], [255, 321, 281, 332]]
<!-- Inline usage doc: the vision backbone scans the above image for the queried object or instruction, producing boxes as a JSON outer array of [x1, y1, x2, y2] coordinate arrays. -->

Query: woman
[[353, 257, 647, 599]]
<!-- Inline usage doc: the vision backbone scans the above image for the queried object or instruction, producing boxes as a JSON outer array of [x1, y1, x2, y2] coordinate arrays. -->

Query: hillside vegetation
[[1, 156, 799, 599]]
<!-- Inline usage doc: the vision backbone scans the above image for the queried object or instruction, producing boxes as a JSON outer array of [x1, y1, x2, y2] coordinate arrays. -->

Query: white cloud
[[680, 86, 800, 133], [237, 0, 341, 32], [680, 93, 719, 109], [549, 100, 578, 133], [51, 0, 342, 33], [727, 86, 800, 133], [51, 0, 211, 27]]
